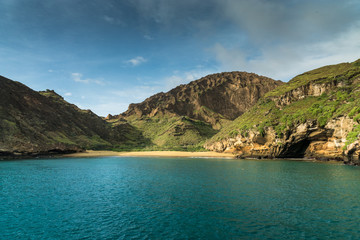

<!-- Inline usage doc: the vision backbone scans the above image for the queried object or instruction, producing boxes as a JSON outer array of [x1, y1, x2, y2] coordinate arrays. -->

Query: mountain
[[7, 58, 360, 162], [205, 59, 360, 164], [119, 72, 282, 127], [0, 76, 148, 158], [107, 72, 283, 151]]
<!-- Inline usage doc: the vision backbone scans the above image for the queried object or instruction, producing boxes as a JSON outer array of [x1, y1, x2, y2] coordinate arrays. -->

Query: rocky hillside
[[108, 72, 283, 150], [0, 76, 147, 158], [117, 72, 283, 127], [205, 59, 360, 164]]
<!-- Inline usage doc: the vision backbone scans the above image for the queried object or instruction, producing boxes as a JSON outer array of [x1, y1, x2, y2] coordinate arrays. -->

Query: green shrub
[[353, 59, 360, 67], [229, 130, 239, 137], [336, 91, 348, 101], [354, 113, 360, 122], [317, 116, 328, 128], [258, 125, 265, 137], [345, 124, 360, 147], [349, 107, 360, 117]]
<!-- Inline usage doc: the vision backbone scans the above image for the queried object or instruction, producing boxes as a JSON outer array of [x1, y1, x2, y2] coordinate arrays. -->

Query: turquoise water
[[1, 157, 360, 239]]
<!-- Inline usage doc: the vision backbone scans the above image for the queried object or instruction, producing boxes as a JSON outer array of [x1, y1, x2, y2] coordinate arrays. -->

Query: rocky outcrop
[[205, 117, 356, 162], [116, 72, 283, 128], [270, 79, 346, 108]]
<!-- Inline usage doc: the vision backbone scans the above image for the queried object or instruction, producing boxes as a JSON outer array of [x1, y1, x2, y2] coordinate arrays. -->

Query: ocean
[[1, 156, 359, 239]]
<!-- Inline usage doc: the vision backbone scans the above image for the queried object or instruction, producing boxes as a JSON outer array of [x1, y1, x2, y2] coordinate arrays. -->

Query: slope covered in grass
[[208, 59, 360, 148]]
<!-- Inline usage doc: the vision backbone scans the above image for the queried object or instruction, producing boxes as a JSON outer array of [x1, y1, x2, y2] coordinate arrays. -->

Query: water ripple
[[1, 157, 360, 239]]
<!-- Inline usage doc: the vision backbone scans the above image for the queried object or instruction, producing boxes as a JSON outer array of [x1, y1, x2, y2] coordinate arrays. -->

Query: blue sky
[[1, 0, 360, 116]]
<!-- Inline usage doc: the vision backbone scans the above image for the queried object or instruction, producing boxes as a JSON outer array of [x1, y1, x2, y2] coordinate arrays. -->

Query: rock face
[[206, 117, 354, 160], [270, 79, 347, 108], [106, 72, 283, 150], [118, 72, 283, 127], [205, 59, 360, 164], [0, 76, 146, 158]]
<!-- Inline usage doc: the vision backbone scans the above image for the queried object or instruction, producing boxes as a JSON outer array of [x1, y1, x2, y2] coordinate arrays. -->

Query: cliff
[[0, 76, 147, 158], [118, 72, 283, 127], [108, 72, 283, 150], [205, 59, 360, 164]]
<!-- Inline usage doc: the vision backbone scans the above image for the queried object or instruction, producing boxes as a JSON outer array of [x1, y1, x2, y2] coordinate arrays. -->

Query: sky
[[1, 0, 360, 116]]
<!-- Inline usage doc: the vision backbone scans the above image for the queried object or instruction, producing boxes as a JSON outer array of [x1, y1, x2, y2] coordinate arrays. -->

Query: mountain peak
[[118, 71, 283, 127]]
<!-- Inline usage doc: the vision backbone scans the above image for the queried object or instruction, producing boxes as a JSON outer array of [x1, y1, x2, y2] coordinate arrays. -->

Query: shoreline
[[63, 150, 236, 158], [0, 150, 345, 164], [62, 151, 343, 164]]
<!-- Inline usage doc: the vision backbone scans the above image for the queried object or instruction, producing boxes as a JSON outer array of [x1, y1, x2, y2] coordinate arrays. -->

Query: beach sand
[[64, 150, 235, 158]]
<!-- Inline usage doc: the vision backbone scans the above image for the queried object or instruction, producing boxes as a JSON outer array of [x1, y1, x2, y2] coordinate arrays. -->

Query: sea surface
[[1, 157, 360, 239]]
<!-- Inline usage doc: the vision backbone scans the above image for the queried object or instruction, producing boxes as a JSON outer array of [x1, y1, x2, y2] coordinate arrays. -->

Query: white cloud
[[126, 56, 147, 66], [71, 72, 105, 85], [212, 22, 360, 81], [71, 73, 88, 83], [221, 0, 359, 45], [64, 92, 72, 96], [164, 69, 215, 91]]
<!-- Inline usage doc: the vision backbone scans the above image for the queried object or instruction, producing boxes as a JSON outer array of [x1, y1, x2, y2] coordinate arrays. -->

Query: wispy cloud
[[207, 0, 360, 81], [163, 69, 215, 91], [64, 92, 72, 96], [211, 22, 360, 81], [112, 85, 159, 102], [144, 35, 154, 40], [221, 0, 359, 45], [103, 15, 126, 26], [128, 0, 360, 80], [126, 56, 147, 66], [71, 73, 105, 85]]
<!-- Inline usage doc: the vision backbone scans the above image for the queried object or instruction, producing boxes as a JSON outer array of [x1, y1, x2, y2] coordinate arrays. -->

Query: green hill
[[205, 59, 360, 164], [0, 76, 148, 158]]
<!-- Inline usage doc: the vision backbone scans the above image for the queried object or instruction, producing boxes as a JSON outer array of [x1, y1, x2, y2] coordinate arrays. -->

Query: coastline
[[0, 150, 343, 164], [63, 150, 235, 158], [62, 151, 343, 164]]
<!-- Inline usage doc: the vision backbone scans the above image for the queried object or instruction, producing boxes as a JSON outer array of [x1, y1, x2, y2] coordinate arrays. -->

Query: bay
[[1, 157, 360, 239]]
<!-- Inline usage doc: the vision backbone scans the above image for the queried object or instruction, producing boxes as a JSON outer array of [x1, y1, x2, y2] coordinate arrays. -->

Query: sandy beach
[[64, 150, 235, 158]]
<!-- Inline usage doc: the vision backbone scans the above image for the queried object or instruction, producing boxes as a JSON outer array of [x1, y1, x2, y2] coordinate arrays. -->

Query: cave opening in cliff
[[280, 139, 311, 158]]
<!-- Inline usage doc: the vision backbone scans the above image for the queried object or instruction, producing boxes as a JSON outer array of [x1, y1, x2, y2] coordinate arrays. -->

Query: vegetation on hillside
[[110, 115, 219, 151], [3, 59, 360, 156], [209, 59, 360, 147], [265, 59, 360, 97]]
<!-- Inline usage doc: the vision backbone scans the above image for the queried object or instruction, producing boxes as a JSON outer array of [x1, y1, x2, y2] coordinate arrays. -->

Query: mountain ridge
[[107, 71, 282, 150], [2, 59, 360, 163], [0, 75, 148, 158], [111, 71, 283, 127]]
